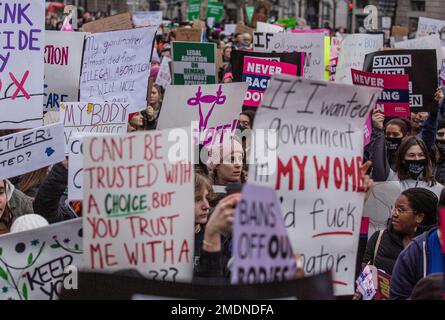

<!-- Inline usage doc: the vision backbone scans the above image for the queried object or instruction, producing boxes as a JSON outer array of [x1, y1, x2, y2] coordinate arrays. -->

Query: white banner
[[132, 11, 163, 28], [394, 34, 443, 70]]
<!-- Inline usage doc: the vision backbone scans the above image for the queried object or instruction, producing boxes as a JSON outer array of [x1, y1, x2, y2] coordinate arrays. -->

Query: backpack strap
[[373, 230, 384, 265]]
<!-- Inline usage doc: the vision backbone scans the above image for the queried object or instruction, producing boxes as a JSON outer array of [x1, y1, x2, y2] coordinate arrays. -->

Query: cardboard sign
[[253, 32, 326, 80], [206, 2, 224, 23], [351, 69, 410, 118], [80, 27, 157, 112], [0, 123, 65, 180], [394, 34, 443, 70], [60, 102, 129, 151], [157, 82, 248, 146], [416, 17, 445, 42], [188, 0, 202, 21], [242, 56, 300, 108], [0, 0, 45, 129], [132, 11, 163, 28], [256, 22, 284, 33], [363, 50, 438, 112], [231, 184, 296, 284], [335, 33, 384, 84], [363, 181, 401, 236], [44, 31, 88, 111], [249, 74, 381, 295], [175, 28, 202, 42], [81, 12, 133, 33], [391, 26, 408, 39], [172, 41, 216, 85], [155, 57, 172, 89], [0, 219, 83, 300], [82, 130, 195, 282]]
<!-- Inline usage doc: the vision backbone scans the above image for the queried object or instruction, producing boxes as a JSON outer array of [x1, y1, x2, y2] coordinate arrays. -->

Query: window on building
[[409, 17, 419, 34], [410, 0, 425, 11], [356, 0, 370, 9]]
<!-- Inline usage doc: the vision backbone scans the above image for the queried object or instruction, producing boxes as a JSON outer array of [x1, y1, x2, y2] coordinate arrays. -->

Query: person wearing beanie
[[434, 119, 445, 184], [10, 214, 49, 233], [127, 112, 144, 132], [363, 187, 438, 275], [390, 188, 444, 299]]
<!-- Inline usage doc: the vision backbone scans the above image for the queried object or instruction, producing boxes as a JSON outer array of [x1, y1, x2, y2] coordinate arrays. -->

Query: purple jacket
[[389, 228, 438, 300]]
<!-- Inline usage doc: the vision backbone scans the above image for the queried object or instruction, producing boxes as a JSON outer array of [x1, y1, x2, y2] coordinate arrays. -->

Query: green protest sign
[[172, 41, 217, 85], [276, 17, 297, 29], [188, 0, 202, 21], [206, 2, 224, 23], [246, 6, 255, 24]]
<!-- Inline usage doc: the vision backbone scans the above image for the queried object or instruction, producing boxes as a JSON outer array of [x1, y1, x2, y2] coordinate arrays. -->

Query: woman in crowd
[[142, 84, 164, 130], [433, 119, 445, 184], [127, 112, 144, 132], [363, 188, 438, 275], [194, 174, 213, 269], [390, 188, 444, 299], [16, 167, 49, 198]]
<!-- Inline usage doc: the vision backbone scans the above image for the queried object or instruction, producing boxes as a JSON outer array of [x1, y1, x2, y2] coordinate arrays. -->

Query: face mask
[[404, 159, 427, 178], [385, 137, 402, 153], [436, 140, 445, 154]]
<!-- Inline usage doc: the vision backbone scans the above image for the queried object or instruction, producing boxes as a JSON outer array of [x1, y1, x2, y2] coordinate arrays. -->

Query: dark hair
[[385, 118, 410, 137], [401, 187, 438, 227], [240, 109, 256, 127], [395, 136, 435, 185], [438, 119, 445, 131]]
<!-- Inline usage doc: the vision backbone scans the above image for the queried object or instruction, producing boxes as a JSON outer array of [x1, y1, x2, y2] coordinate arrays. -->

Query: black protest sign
[[363, 50, 438, 112]]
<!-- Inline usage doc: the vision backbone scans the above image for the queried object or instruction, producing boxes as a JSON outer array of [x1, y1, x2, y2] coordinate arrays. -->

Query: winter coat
[[6, 180, 34, 219]]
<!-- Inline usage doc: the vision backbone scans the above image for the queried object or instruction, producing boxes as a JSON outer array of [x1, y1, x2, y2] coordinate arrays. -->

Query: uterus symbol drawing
[[187, 85, 226, 130]]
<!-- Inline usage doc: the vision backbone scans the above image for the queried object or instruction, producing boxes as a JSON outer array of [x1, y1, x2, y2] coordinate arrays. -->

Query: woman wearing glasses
[[363, 188, 438, 275]]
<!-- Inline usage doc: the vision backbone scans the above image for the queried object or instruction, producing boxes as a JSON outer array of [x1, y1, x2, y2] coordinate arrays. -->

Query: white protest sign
[[68, 134, 83, 201], [0, 123, 65, 180], [157, 82, 248, 146], [155, 57, 172, 89], [224, 24, 237, 36], [132, 11, 163, 28], [59, 102, 129, 152], [44, 31, 88, 111], [0, 218, 83, 300], [335, 33, 383, 84], [256, 22, 284, 33], [249, 74, 381, 295], [80, 27, 157, 112], [253, 32, 325, 80], [417, 16, 445, 44], [394, 34, 443, 70], [0, 0, 45, 129], [83, 130, 194, 282]]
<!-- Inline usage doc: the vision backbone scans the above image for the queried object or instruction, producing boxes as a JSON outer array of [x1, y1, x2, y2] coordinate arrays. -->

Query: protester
[[194, 174, 213, 269], [434, 119, 445, 183], [207, 138, 245, 186], [142, 84, 164, 130], [128, 112, 144, 132]]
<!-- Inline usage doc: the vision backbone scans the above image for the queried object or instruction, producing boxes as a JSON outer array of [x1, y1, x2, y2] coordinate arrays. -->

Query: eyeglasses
[[392, 207, 415, 215]]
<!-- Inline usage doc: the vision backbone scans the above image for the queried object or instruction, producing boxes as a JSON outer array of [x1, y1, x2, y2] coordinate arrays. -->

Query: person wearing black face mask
[[433, 120, 445, 184]]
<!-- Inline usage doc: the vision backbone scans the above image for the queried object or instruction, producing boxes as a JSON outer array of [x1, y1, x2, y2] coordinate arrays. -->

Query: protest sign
[[391, 26, 408, 39], [364, 114, 372, 147], [256, 22, 284, 33], [249, 74, 381, 295], [351, 69, 410, 118], [0, 123, 65, 180], [132, 11, 163, 28], [81, 12, 133, 33], [224, 24, 237, 36], [0, 219, 82, 300], [155, 57, 172, 89], [335, 33, 384, 84], [329, 37, 342, 81], [60, 102, 129, 151], [171, 41, 216, 85], [206, 2, 224, 23], [157, 82, 248, 146], [80, 27, 157, 112], [188, 0, 202, 21], [175, 28, 202, 42], [68, 134, 84, 201], [394, 34, 443, 70], [82, 130, 195, 282], [363, 181, 401, 236], [253, 32, 326, 80], [416, 17, 445, 42], [363, 50, 438, 112], [44, 31, 88, 111], [0, 0, 45, 129], [241, 56, 300, 108], [291, 28, 331, 36], [231, 184, 296, 284]]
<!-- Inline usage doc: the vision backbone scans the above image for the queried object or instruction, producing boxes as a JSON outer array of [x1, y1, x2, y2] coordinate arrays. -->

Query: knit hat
[[10, 214, 49, 233], [223, 72, 233, 82], [150, 64, 160, 79], [128, 112, 139, 121], [206, 137, 244, 171]]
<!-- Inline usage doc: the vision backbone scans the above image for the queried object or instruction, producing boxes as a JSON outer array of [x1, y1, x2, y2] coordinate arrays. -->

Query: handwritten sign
[[81, 12, 133, 33], [155, 57, 172, 89], [0, 218, 82, 300], [0, 123, 64, 180], [224, 24, 236, 36], [335, 33, 384, 84], [394, 34, 443, 70], [172, 41, 216, 85], [60, 102, 129, 151], [175, 28, 202, 42], [80, 27, 157, 112], [351, 69, 410, 118], [253, 32, 326, 80], [68, 134, 84, 201], [416, 17, 445, 42], [363, 50, 438, 112], [242, 57, 299, 108], [83, 130, 194, 282], [44, 31, 88, 111], [132, 11, 163, 28], [0, 0, 45, 129], [157, 82, 248, 146], [249, 74, 381, 295], [231, 184, 296, 284]]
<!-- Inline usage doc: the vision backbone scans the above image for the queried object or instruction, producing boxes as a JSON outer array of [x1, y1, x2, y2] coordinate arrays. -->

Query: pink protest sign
[[291, 28, 331, 36], [242, 57, 299, 108], [231, 184, 297, 284], [352, 69, 410, 118], [364, 114, 372, 146]]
